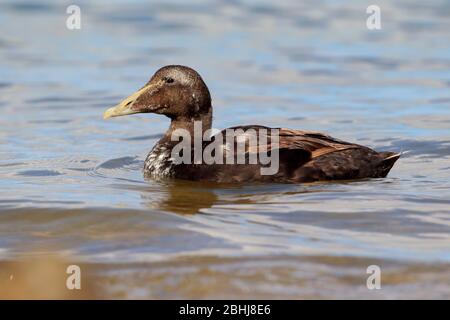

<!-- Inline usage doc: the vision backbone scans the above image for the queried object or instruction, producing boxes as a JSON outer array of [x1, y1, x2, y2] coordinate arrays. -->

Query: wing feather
[[212, 126, 361, 160]]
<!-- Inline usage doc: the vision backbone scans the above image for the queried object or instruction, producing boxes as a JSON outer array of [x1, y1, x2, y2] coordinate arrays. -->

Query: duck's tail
[[376, 151, 401, 177]]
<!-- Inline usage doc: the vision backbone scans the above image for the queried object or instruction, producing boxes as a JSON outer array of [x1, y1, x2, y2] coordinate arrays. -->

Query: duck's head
[[104, 65, 211, 120]]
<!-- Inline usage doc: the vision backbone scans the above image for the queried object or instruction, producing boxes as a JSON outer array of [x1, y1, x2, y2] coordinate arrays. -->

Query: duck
[[104, 65, 400, 183]]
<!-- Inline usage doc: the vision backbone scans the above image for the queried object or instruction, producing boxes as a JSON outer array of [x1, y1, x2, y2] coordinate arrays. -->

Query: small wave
[[121, 134, 163, 141], [97, 156, 141, 170], [387, 139, 450, 158], [88, 156, 144, 182], [16, 170, 63, 177]]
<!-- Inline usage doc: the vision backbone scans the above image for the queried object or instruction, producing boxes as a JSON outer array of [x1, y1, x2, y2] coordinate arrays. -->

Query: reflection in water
[[0, 0, 450, 298], [141, 179, 328, 215], [141, 180, 220, 215]]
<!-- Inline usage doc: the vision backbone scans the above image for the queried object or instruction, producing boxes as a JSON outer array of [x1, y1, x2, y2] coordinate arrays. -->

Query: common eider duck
[[104, 65, 400, 183]]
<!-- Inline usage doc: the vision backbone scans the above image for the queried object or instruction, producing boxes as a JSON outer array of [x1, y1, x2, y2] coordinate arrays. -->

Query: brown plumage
[[104, 65, 400, 183]]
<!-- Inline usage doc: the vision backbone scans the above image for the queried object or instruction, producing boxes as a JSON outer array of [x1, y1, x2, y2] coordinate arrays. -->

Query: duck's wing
[[196, 126, 397, 182], [276, 128, 362, 158], [216, 125, 362, 159]]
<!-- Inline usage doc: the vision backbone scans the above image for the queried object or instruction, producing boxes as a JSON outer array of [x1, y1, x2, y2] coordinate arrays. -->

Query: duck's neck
[[162, 108, 213, 143], [145, 109, 213, 176]]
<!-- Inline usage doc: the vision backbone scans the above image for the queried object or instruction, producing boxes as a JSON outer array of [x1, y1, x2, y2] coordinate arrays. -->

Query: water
[[0, 0, 449, 298]]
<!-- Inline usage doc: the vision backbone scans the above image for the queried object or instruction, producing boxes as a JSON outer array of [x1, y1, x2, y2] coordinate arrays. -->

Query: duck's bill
[[103, 104, 137, 119], [103, 86, 148, 119]]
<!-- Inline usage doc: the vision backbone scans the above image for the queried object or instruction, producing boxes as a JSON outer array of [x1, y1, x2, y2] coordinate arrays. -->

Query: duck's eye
[[164, 77, 175, 84]]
